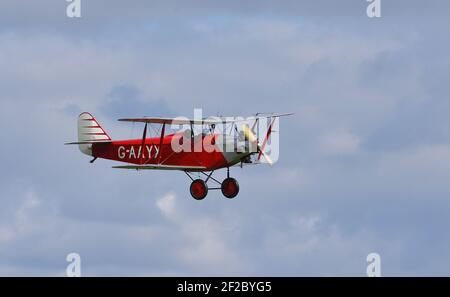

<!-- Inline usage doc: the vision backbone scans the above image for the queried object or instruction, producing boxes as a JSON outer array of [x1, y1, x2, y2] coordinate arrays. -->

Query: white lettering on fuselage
[[118, 145, 160, 160]]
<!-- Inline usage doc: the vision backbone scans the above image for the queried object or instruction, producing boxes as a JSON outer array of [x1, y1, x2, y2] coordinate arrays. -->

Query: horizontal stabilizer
[[65, 140, 112, 145], [112, 164, 207, 171]]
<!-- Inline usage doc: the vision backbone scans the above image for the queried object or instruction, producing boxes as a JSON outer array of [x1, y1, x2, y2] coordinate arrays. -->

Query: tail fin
[[77, 112, 111, 156]]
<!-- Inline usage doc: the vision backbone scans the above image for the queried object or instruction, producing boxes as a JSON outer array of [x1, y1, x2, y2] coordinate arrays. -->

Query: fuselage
[[91, 132, 250, 171]]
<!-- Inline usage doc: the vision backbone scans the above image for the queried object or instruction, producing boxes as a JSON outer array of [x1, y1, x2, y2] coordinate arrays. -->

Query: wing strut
[[140, 122, 147, 165], [158, 123, 165, 164]]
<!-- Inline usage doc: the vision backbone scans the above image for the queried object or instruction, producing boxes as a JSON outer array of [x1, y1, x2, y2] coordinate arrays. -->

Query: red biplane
[[66, 112, 292, 200]]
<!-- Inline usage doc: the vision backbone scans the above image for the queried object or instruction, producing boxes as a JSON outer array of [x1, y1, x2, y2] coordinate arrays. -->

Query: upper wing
[[112, 164, 207, 171], [118, 117, 219, 125], [243, 112, 294, 121], [118, 113, 294, 125]]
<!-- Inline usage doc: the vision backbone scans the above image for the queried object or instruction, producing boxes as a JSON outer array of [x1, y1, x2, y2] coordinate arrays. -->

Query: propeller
[[242, 120, 274, 166]]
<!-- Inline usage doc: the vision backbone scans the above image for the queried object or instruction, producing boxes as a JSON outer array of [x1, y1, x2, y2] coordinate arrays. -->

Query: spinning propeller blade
[[242, 123, 274, 166], [259, 149, 273, 166]]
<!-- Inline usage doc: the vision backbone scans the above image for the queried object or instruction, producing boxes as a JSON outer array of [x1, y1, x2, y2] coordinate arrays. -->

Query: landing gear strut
[[185, 168, 239, 200]]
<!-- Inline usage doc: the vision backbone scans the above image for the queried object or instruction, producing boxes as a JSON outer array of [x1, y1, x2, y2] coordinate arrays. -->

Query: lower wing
[[112, 164, 207, 171]]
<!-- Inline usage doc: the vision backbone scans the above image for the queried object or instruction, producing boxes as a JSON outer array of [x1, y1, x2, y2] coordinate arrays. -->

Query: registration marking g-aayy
[[117, 145, 159, 160]]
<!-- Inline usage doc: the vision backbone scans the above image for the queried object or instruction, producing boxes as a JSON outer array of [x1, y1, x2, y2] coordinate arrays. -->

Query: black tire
[[190, 179, 208, 200], [221, 177, 239, 199]]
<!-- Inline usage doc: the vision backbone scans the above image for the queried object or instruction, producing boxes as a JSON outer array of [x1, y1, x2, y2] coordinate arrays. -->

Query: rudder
[[77, 112, 111, 156]]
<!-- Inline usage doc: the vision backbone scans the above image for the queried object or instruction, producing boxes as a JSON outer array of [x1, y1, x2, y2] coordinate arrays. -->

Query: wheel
[[190, 179, 208, 200], [221, 177, 239, 199]]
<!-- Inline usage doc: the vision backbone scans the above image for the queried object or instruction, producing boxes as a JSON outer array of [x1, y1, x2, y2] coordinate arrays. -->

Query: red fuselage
[[91, 133, 233, 171]]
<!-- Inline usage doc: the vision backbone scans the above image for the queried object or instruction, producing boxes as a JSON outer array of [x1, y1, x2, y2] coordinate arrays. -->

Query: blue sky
[[1, 0, 450, 276]]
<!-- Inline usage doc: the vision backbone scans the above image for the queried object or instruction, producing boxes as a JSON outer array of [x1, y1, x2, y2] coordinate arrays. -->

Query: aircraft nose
[[234, 140, 256, 154]]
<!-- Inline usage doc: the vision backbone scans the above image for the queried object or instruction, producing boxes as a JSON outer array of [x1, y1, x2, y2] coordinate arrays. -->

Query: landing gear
[[185, 168, 240, 200], [221, 177, 239, 199], [190, 179, 208, 200]]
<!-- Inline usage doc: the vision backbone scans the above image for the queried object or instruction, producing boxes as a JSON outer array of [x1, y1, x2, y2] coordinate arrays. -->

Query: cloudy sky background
[[1, 0, 450, 276]]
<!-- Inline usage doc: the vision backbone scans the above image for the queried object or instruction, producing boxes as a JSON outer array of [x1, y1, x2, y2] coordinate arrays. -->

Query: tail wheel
[[190, 179, 208, 200], [221, 177, 239, 199]]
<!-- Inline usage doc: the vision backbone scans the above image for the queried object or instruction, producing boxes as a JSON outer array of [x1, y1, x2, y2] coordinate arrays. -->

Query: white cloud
[[0, 227, 14, 243], [15, 189, 40, 226], [319, 131, 361, 155], [155, 192, 243, 273], [177, 218, 243, 274], [156, 192, 177, 219]]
